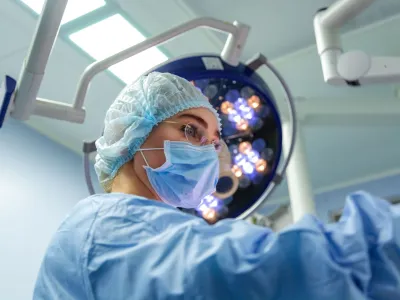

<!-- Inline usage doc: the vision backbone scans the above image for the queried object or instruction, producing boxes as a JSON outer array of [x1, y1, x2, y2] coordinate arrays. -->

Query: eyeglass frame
[[163, 120, 223, 152]]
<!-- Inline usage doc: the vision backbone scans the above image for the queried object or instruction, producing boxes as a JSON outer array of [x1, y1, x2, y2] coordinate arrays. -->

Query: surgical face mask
[[139, 140, 219, 208]]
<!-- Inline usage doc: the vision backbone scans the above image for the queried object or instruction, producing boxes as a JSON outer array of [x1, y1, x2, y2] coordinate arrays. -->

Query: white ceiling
[[1, 0, 400, 204], [183, 0, 400, 59]]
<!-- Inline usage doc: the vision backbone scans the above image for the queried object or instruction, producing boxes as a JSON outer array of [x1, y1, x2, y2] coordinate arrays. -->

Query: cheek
[[133, 150, 166, 188], [134, 150, 166, 169], [133, 124, 185, 171]]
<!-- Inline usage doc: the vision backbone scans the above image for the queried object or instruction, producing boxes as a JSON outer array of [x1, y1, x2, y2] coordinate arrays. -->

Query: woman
[[34, 72, 400, 299]]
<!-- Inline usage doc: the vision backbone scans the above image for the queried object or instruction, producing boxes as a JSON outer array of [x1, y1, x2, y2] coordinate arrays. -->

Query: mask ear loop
[[138, 147, 164, 167], [139, 150, 150, 166]]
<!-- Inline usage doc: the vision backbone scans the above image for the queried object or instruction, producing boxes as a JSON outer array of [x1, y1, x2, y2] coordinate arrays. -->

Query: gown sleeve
[[86, 191, 400, 300]]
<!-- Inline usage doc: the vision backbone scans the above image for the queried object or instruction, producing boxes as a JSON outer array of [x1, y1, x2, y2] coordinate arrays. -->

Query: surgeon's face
[[132, 107, 220, 200]]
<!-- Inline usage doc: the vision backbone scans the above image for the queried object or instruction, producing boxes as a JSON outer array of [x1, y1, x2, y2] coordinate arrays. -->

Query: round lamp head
[[151, 54, 283, 222]]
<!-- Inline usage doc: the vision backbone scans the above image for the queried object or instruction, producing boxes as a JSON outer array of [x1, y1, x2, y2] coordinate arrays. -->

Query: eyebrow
[[178, 113, 221, 139]]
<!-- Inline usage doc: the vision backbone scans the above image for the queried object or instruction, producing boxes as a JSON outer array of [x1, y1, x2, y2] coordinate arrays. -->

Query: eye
[[179, 125, 187, 133], [185, 123, 208, 146], [185, 124, 198, 138], [186, 124, 202, 141]]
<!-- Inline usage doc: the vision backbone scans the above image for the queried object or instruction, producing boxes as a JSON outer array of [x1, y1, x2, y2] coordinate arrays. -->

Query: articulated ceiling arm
[[72, 18, 249, 112], [4, 0, 249, 125], [314, 0, 400, 86]]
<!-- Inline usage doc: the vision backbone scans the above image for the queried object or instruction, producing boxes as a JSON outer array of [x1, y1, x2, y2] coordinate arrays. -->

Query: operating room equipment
[[314, 0, 400, 86], [213, 139, 239, 200], [83, 52, 297, 221], [1, 0, 251, 124], [0, 0, 297, 222], [4, 0, 400, 223], [149, 53, 296, 220]]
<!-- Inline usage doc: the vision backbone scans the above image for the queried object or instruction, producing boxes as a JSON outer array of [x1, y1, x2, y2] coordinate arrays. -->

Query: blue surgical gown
[[33, 191, 400, 299]]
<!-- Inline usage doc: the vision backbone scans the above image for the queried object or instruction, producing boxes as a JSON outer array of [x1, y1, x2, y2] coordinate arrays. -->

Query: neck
[[111, 163, 161, 201]]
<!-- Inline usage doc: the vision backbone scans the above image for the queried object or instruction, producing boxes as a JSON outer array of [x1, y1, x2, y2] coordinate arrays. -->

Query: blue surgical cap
[[95, 72, 221, 190]]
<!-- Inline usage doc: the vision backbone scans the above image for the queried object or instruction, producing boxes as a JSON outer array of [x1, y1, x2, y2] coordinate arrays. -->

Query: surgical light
[[228, 110, 241, 122], [243, 162, 255, 174], [198, 203, 208, 212], [235, 154, 247, 166], [229, 144, 239, 155], [252, 138, 266, 153], [238, 141, 252, 155], [247, 95, 261, 109], [231, 165, 243, 178], [203, 84, 218, 99], [209, 199, 219, 208], [233, 153, 243, 164], [144, 52, 297, 221], [255, 159, 268, 174], [249, 118, 263, 131], [239, 176, 251, 189], [196, 194, 226, 220], [4, 0, 398, 224], [202, 208, 218, 224], [239, 105, 251, 114], [247, 150, 259, 163], [234, 97, 246, 109], [220, 101, 234, 114], [240, 86, 254, 99], [261, 148, 274, 161], [0, 3, 297, 223], [203, 195, 214, 203], [235, 119, 249, 131], [243, 111, 254, 120], [225, 89, 241, 103]]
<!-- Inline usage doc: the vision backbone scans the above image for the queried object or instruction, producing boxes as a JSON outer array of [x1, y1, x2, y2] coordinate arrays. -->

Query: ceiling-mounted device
[[1, 0, 296, 223], [314, 0, 400, 86]]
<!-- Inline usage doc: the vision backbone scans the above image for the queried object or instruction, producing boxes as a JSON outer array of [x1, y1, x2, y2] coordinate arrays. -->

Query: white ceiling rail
[[278, 97, 400, 126], [314, 0, 400, 86]]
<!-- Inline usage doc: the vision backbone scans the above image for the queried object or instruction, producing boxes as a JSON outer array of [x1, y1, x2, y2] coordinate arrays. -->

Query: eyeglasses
[[164, 121, 222, 152]]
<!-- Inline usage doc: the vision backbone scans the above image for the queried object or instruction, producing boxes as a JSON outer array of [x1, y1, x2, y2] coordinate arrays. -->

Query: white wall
[[0, 119, 100, 300]]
